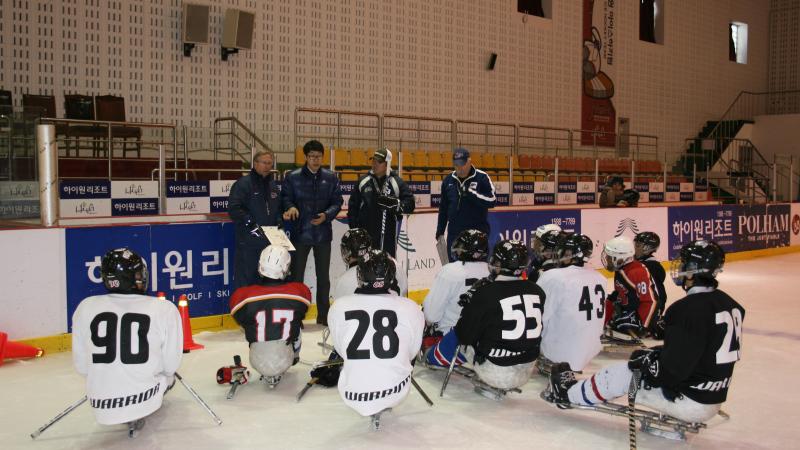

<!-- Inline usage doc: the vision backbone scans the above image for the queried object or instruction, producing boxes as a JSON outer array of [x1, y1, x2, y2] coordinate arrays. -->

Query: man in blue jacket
[[228, 150, 281, 290], [436, 148, 497, 262], [282, 140, 343, 325]]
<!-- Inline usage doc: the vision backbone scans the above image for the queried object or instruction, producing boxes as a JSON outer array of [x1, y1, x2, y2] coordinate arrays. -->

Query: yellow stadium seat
[[428, 150, 443, 169], [323, 146, 331, 166], [494, 152, 509, 170], [412, 150, 428, 168], [295, 146, 305, 166], [350, 148, 368, 167], [471, 152, 484, 168], [334, 148, 350, 168], [341, 172, 358, 181], [411, 171, 427, 181]]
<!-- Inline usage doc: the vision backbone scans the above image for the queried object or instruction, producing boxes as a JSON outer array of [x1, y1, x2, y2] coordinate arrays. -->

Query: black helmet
[[606, 176, 624, 187], [622, 188, 640, 206], [101, 248, 148, 294], [670, 240, 725, 290], [451, 229, 489, 262], [634, 231, 660, 259], [357, 249, 397, 290], [577, 234, 594, 262], [532, 230, 564, 270], [557, 233, 587, 267], [489, 240, 529, 277], [341, 228, 373, 266]]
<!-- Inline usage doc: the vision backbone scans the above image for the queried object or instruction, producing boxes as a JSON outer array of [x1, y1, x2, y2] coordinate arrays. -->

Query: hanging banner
[[581, 0, 617, 147]]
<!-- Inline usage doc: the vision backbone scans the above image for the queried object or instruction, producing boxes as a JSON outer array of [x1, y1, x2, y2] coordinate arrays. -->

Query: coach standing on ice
[[347, 147, 415, 257], [228, 150, 282, 290], [436, 147, 497, 262]]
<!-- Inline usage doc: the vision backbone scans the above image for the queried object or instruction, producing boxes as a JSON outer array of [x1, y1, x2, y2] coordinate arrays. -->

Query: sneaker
[[549, 362, 577, 408]]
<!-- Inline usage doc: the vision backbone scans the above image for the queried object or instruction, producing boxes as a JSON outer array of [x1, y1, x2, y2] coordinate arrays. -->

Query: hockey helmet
[[451, 229, 489, 262], [532, 230, 564, 270], [258, 245, 292, 280], [489, 239, 529, 277], [557, 233, 588, 267], [101, 248, 148, 294], [601, 236, 635, 271], [357, 249, 397, 290], [577, 234, 594, 263], [340, 228, 372, 266], [621, 188, 640, 206], [670, 239, 725, 290], [634, 231, 661, 259]]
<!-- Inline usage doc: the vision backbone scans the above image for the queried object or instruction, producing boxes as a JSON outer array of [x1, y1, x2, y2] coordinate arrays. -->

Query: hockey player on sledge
[[538, 233, 607, 372], [548, 240, 744, 425], [634, 231, 668, 338], [229, 245, 311, 386], [527, 225, 563, 282], [72, 248, 182, 435], [328, 249, 425, 418], [602, 236, 657, 336], [333, 228, 406, 300]]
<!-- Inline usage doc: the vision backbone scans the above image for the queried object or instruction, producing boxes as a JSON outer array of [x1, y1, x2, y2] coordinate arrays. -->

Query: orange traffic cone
[[177, 294, 204, 353], [157, 292, 166, 301], [0, 331, 44, 366]]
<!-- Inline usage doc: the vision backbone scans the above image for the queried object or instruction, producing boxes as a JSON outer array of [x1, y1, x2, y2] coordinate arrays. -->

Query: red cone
[[0, 331, 44, 366], [177, 294, 204, 353], [157, 292, 166, 301]]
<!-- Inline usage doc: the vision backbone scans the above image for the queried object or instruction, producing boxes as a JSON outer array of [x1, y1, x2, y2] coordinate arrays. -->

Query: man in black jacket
[[228, 150, 281, 290], [282, 140, 343, 325], [347, 147, 415, 257]]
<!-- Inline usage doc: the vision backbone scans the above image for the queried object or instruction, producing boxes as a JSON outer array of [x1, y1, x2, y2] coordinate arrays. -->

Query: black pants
[[232, 239, 268, 291], [291, 242, 332, 325]]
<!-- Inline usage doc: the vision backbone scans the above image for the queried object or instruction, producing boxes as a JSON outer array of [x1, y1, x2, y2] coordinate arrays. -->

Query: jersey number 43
[[578, 284, 606, 321], [499, 295, 543, 340]]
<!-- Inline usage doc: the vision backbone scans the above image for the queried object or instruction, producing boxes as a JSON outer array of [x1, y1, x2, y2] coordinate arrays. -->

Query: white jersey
[[328, 292, 424, 417], [332, 266, 408, 301], [423, 261, 489, 333], [72, 293, 183, 425], [538, 265, 607, 371]]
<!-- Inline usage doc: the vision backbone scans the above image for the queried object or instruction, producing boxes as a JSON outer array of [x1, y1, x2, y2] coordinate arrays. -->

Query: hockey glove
[[245, 219, 268, 241], [458, 276, 493, 307], [611, 310, 644, 335], [310, 351, 343, 387], [377, 194, 400, 212], [628, 347, 661, 384], [216, 365, 250, 385]]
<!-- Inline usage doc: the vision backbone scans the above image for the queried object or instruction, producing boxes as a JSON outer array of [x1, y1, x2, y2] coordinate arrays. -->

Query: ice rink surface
[[2, 252, 799, 450]]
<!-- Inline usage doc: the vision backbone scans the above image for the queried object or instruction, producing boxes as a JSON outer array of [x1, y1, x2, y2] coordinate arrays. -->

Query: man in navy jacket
[[436, 148, 497, 262], [228, 150, 282, 290], [282, 140, 343, 325]]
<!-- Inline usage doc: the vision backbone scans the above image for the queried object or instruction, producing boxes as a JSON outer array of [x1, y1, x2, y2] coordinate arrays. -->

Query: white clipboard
[[262, 226, 295, 251]]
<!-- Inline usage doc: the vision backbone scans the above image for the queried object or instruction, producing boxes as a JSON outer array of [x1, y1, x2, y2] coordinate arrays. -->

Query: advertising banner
[[667, 205, 737, 258], [557, 181, 577, 205], [111, 180, 159, 216], [512, 182, 535, 206], [165, 180, 210, 214], [0, 181, 39, 218], [409, 181, 431, 208], [577, 180, 596, 204], [209, 180, 235, 213], [580, 0, 617, 147], [534, 181, 555, 205], [488, 209, 581, 251], [792, 203, 800, 246], [580, 207, 668, 268], [65, 222, 235, 330], [60, 180, 112, 218]]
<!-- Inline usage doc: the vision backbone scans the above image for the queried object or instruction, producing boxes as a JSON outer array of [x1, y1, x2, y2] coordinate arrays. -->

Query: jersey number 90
[[90, 312, 150, 364]]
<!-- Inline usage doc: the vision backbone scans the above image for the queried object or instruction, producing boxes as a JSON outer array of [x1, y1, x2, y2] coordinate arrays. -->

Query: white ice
[[2, 253, 798, 450]]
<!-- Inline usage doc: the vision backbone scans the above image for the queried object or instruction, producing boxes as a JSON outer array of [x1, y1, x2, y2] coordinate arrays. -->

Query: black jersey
[[655, 288, 745, 404], [641, 257, 667, 308], [454, 276, 545, 366], [229, 282, 311, 344]]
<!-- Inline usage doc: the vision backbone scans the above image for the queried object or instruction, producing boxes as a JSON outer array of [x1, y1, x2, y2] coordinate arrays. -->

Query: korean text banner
[[65, 222, 235, 331], [487, 209, 582, 251]]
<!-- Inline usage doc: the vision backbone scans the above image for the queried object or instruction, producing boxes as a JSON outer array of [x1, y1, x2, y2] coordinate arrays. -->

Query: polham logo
[[398, 229, 416, 252], [615, 218, 640, 237], [793, 214, 800, 236]]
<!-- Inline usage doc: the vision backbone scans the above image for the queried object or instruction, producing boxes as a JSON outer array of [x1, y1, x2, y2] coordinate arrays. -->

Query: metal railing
[[294, 108, 382, 169], [685, 137, 772, 204], [706, 90, 800, 140], [213, 116, 273, 165]]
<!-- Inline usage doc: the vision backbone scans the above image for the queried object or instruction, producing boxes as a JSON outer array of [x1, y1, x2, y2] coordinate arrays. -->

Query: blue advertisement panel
[[112, 199, 159, 216], [734, 204, 790, 251], [60, 180, 111, 199], [487, 209, 581, 250], [166, 180, 210, 197], [667, 205, 737, 258], [210, 197, 229, 213], [65, 222, 235, 331]]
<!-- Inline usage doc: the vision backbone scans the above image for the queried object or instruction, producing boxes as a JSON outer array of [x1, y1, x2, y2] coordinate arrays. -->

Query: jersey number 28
[[90, 312, 150, 364], [715, 309, 743, 364], [345, 310, 399, 359], [499, 294, 543, 340]]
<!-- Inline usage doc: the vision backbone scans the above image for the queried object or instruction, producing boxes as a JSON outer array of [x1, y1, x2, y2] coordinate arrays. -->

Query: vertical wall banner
[[648, 181, 664, 202], [534, 181, 555, 205], [494, 181, 510, 206], [512, 181, 535, 206], [679, 182, 695, 202], [0, 181, 39, 218], [791, 203, 800, 246], [111, 180, 159, 216], [634, 182, 650, 203], [340, 181, 357, 210], [430, 180, 442, 208], [488, 209, 581, 251], [64, 222, 235, 331], [667, 205, 737, 258], [60, 180, 112, 218], [581, 0, 617, 147], [209, 180, 235, 213], [165, 180, 210, 214], [665, 182, 680, 202], [408, 181, 431, 208], [557, 181, 577, 204], [695, 179, 709, 201], [577, 180, 596, 204], [734, 204, 790, 251], [581, 207, 669, 268], [395, 213, 443, 292]]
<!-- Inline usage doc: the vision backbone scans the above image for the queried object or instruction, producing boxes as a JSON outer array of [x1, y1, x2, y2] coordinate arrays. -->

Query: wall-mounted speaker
[[221, 9, 255, 60], [488, 53, 498, 71], [182, 3, 209, 57]]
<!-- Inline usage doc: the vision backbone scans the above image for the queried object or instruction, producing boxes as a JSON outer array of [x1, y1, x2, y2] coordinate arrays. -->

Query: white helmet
[[535, 223, 562, 239], [258, 245, 291, 280], [601, 236, 635, 271]]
